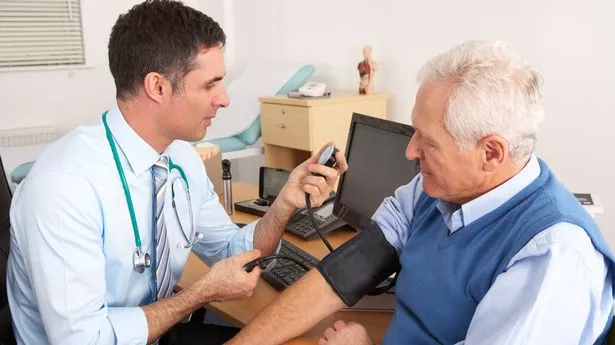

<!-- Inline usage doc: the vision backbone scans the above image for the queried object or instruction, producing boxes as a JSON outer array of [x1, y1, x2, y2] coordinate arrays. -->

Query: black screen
[[261, 168, 290, 199], [336, 116, 418, 227]]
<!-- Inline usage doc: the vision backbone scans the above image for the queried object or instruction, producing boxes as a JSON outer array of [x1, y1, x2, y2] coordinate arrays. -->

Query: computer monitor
[[333, 113, 419, 230]]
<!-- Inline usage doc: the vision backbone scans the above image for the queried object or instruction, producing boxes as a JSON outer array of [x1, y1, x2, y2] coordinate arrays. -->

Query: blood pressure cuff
[[316, 222, 400, 306]]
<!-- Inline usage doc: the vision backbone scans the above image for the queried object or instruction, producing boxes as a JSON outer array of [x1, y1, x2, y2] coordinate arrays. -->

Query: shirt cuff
[[225, 220, 285, 271], [107, 307, 148, 345], [229, 219, 259, 256], [249, 219, 283, 253]]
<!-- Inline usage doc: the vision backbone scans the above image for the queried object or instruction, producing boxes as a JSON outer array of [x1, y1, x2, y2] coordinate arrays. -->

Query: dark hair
[[108, 0, 226, 100]]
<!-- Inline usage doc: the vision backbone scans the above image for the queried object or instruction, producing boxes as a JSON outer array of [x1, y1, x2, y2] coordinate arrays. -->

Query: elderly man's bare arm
[[226, 270, 345, 345]]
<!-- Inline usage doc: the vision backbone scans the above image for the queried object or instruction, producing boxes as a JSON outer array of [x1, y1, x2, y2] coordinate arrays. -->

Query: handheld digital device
[[315, 145, 339, 175], [304, 145, 340, 252]]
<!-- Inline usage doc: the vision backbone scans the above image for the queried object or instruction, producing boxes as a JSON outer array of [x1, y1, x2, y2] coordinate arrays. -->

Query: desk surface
[[177, 182, 392, 344]]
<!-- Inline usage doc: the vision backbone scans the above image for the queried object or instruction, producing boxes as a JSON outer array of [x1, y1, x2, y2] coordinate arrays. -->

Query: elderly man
[[227, 40, 615, 345]]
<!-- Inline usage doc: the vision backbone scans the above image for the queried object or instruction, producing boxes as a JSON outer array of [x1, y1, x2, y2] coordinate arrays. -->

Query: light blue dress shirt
[[373, 155, 613, 344], [7, 106, 258, 345]]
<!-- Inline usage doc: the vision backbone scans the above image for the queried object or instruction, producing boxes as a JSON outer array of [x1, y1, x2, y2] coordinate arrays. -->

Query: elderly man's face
[[406, 82, 486, 204]]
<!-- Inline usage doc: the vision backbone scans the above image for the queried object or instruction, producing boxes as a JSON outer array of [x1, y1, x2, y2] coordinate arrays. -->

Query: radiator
[[0, 126, 57, 147]]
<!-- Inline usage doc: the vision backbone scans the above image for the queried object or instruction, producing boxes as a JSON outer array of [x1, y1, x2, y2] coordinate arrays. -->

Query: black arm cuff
[[316, 222, 400, 306]]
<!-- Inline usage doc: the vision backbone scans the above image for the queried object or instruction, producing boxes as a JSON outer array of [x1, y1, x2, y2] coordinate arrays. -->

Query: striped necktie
[[152, 156, 174, 300]]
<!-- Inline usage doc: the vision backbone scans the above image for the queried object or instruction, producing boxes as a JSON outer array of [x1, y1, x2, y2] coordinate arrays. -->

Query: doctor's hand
[[195, 249, 262, 303], [278, 143, 348, 210], [318, 320, 373, 345]]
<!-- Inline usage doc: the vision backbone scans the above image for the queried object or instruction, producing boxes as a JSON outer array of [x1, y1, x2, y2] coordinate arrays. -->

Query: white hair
[[417, 40, 545, 162]]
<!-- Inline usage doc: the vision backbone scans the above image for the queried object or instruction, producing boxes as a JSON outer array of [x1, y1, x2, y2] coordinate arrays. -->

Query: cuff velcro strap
[[316, 223, 400, 306]]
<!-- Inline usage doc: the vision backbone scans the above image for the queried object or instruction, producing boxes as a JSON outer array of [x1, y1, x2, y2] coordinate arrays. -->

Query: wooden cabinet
[[259, 92, 388, 171]]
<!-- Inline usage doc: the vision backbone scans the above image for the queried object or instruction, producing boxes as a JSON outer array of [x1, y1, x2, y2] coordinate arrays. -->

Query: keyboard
[[261, 239, 320, 290]]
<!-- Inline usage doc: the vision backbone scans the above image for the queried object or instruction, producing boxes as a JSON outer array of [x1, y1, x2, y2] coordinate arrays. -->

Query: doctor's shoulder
[[11, 125, 104, 215], [24, 124, 110, 186]]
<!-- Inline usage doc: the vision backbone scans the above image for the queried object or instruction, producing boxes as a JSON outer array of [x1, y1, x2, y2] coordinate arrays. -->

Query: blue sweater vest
[[382, 160, 615, 345]]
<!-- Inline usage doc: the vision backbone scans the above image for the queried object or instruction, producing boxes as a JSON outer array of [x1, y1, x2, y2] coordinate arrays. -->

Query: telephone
[[285, 192, 347, 240], [288, 81, 330, 98], [299, 81, 327, 97]]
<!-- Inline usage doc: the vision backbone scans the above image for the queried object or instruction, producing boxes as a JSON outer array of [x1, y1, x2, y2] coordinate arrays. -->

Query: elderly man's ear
[[479, 135, 509, 172]]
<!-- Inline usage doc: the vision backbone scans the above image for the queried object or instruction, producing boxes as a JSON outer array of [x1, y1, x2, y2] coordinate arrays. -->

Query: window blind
[[0, 0, 84, 68]]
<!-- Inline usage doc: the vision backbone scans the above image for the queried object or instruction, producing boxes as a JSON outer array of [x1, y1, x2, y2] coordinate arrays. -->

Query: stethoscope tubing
[[102, 111, 196, 273]]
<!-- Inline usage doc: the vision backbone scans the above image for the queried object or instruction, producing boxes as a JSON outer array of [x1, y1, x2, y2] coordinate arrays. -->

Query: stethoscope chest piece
[[133, 247, 151, 273]]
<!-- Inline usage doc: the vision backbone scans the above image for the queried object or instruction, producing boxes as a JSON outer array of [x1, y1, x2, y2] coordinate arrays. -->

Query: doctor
[[6, 1, 347, 345]]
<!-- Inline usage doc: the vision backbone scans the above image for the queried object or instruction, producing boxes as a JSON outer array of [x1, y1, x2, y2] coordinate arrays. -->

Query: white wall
[[1, 0, 613, 243], [0, 0, 226, 133], [0, 0, 226, 180], [0, 0, 137, 181], [231, 0, 615, 243], [0, 0, 128, 133]]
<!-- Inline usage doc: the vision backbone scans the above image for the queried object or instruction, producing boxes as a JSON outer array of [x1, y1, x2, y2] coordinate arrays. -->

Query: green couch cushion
[[10, 161, 35, 184], [207, 136, 247, 153], [235, 64, 315, 145]]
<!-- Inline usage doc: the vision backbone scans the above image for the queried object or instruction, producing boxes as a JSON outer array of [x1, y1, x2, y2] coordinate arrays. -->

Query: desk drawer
[[261, 103, 310, 150]]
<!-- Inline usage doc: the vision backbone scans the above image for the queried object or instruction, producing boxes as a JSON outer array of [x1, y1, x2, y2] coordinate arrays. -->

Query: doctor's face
[[162, 46, 229, 142]]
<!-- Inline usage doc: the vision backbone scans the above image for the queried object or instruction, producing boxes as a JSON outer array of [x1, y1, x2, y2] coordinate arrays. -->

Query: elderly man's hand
[[318, 320, 372, 345]]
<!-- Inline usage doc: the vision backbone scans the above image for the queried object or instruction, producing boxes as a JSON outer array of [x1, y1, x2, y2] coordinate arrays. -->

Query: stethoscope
[[102, 111, 202, 273]]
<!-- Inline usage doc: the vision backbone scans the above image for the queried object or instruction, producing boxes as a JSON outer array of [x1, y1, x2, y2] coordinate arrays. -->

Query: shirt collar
[[104, 104, 160, 176], [437, 155, 541, 234]]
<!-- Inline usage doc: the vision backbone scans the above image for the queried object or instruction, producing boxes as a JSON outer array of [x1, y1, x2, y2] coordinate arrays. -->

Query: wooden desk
[[177, 182, 393, 344]]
